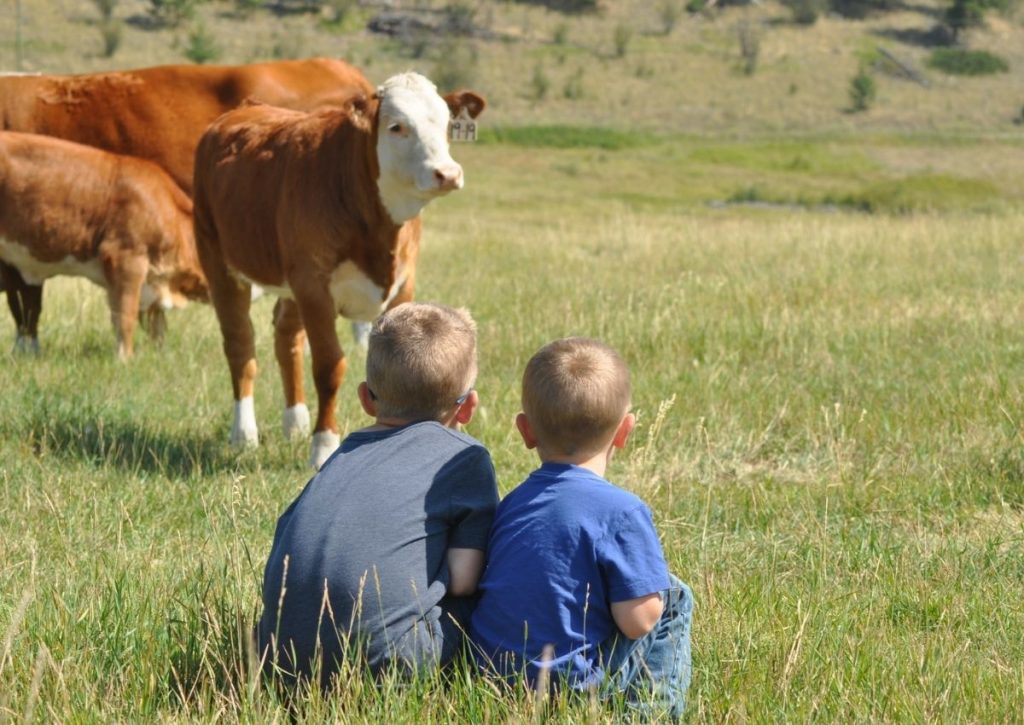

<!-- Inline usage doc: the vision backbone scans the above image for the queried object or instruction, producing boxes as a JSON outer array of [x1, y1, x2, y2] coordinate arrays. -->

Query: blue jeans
[[597, 575, 694, 719]]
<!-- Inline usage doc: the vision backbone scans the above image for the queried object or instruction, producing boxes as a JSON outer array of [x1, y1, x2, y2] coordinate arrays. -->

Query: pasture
[[2, 131, 1024, 721]]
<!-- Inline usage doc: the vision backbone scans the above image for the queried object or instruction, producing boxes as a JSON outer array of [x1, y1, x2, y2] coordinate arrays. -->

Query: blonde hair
[[366, 302, 477, 422], [522, 337, 631, 457]]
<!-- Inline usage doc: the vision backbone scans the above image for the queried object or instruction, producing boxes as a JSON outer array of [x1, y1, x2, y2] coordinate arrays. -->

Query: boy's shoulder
[[342, 420, 490, 456], [503, 463, 650, 518]]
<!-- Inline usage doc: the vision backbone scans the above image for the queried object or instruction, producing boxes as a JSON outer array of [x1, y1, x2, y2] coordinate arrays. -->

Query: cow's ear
[[347, 92, 376, 132], [444, 91, 486, 119]]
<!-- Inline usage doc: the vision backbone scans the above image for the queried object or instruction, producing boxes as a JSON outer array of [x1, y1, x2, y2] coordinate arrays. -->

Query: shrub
[[148, 0, 201, 27], [90, 0, 118, 20], [563, 67, 585, 99], [848, 67, 876, 111], [184, 21, 221, 63], [98, 18, 122, 57], [927, 48, 1009, 74], [530, 63, 550, 100], [686, 0, 707, 11], [737, 21, 760, 75], [321, 0, 356, 24], [785, 0, 826, 24], [233, 0, 262, 17], [829, 0, 899, 18], [612, 23, 632, 57], [552, 22, 569, 44], [442, 0, 477, 36], [659, 0, 682, 34], [432, 39, 478, 92], [945, 0, 986, 41]]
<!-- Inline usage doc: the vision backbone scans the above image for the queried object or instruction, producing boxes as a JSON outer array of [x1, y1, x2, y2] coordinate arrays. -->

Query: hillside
[[3, 0, 1023, 137]]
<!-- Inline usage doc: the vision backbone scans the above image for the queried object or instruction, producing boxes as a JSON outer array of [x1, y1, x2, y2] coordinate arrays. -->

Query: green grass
[[926, 48, 1011, 76], [2, 138, 1024, 720]]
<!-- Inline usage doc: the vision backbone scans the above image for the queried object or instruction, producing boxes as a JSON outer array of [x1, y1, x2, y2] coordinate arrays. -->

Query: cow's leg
[[102, 252, 147, 361], [209, 272, 259, 448], [194, 200, 260, 448], [273, 298, 311, 439], [293, 287, 345, 469], [1, 262, 42, 355], [143, 306, 168, 343]]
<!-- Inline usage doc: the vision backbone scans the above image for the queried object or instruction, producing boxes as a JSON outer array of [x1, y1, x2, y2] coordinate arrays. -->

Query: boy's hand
[[446, 547, 485, 596], [611, 593, 664, 639]]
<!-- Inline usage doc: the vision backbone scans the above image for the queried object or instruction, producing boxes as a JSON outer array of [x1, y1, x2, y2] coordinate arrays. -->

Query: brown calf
[[0, 132, 206, 358], [193, 73, 485, 468]]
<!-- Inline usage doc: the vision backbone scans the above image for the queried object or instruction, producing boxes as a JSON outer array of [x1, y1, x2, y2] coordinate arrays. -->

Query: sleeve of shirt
[[597, 503, 671, 603], [446, 446, 500, 551]]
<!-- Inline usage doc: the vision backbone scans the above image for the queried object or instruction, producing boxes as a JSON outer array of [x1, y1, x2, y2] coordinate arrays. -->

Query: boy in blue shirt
[[470, 337, 693, 717], [258, 302, 499, 686]]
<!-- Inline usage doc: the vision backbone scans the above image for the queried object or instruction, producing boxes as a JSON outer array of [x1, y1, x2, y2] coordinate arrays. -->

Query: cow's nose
[[434, 166, 463, 191]]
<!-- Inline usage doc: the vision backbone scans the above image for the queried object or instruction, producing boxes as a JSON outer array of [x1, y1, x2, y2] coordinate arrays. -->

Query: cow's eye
[[388, 122, 406, 135]]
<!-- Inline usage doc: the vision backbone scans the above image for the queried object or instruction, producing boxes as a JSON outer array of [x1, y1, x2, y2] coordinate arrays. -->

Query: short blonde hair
[[522, 337, 631, 457], [366, 302, 477, 422]]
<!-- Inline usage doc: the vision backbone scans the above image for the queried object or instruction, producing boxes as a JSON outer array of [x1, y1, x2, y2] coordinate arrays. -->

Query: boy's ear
[[611, 412, 636, 449], [357, 382, 377, 418], [515, 412, 539, 450], [453, 389, 478, 426]]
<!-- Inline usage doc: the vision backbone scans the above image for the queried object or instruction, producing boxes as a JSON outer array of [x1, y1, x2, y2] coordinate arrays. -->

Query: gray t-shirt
[[258, 421, 498, 679]]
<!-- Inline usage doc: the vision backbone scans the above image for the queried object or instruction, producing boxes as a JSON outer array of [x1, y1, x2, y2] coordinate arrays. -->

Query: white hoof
[[13, 335, 39, 355], [310, 430, 341, 470], [282, 403, 311, 439], [230, 397, 259, 448], [351, 321, 371, 349]]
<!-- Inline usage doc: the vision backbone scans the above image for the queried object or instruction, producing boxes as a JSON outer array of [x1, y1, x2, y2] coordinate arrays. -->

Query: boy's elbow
[[447, 579, 478, 597], [612, 594, 664, 640]]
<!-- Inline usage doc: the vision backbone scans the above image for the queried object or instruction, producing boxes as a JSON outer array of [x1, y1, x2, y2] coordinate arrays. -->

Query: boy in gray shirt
[[258, 302, 499, 686]]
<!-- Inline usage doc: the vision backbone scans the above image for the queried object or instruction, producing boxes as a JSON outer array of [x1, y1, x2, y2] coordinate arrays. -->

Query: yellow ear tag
[[450, 107, 478, 143]]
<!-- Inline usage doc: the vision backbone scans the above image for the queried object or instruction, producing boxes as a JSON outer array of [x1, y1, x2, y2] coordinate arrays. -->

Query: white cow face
[[375, 73, 464, 224]]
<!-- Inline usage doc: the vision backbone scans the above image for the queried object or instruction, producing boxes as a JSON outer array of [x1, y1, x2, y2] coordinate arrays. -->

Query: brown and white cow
[[0, 58, 372, 352], [193, 72, 485, 468], [0, 131, 206, 359]]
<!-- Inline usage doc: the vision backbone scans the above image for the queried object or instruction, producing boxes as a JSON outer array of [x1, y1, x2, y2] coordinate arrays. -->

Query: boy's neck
[[536, 447, 612, 478], [361, 411, 461, 433]]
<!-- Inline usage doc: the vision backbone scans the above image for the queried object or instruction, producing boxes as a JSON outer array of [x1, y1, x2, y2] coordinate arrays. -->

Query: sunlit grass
[[1, 138, 1023, 720]]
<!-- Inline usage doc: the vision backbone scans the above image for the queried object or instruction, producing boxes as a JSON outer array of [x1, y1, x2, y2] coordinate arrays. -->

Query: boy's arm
[[445, 447, 499, 597], [446, 547, 485, 596], [611, 593, 664, 639]]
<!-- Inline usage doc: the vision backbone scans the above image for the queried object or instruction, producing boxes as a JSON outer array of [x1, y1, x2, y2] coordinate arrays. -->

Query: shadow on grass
[[166, 576, 262, 711], [872, 25, 952, 48], [11, 402, 237, 479]]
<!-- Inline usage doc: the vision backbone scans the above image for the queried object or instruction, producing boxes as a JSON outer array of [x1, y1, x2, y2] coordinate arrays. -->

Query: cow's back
[[0, 131, 188, 257], [0, 132, 117, 261], [0, 58, 373, 194]]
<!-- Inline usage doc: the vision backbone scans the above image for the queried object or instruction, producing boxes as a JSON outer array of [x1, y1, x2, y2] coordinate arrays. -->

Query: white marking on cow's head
[[375, 73, 464, 224]]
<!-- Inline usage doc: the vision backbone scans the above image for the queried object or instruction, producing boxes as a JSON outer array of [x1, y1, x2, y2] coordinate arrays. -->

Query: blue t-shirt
[[258, 421, 498, 679], [469, 462, 669, 686]]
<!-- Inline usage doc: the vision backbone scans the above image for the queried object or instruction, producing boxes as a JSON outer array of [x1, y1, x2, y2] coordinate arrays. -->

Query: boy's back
[[470, 462, 668, 685], [260, 421, 496, 678], [257, 302, 498, 684]]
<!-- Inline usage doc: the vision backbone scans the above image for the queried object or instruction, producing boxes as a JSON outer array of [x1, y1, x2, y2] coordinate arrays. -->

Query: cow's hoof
[[310, 430, 341, 470], [283, 404, 311, 439], [231, 397, 259, 448], [351, 321, 371, 349], [12, 335, 40, 356], [230, 425, 259, 448]]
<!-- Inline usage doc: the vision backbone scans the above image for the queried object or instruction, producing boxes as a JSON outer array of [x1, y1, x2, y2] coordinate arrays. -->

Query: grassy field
[[2, 0, 1024, 719], [1, 131, 1023, 720]]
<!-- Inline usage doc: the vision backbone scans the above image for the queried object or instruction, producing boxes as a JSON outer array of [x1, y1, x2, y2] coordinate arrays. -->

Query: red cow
[[0, 58, 371, 352], [193, 72, 485, 468], [0, 131, 206, 358]]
